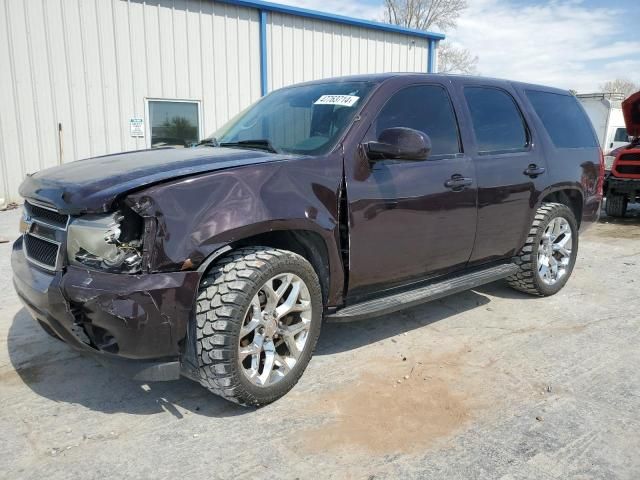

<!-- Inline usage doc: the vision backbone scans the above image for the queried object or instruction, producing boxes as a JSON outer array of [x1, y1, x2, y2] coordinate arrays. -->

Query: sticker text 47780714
[[314, 95, 360, 107]]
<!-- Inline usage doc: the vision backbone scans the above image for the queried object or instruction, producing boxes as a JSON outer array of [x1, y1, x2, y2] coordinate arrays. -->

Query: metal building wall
[[0, 0, 441, 204], [266, 12, 429, 91], [0, 0, 262, 204]]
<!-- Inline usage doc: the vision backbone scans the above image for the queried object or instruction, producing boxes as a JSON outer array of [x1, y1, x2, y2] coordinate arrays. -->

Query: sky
[[275, 0, 640, 93]]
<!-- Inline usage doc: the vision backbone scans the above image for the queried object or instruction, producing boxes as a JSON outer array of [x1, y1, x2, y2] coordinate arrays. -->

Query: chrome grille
[[25, 200, 69, 230], [24, 233, 60, 269], [22, 199, 67, 271]]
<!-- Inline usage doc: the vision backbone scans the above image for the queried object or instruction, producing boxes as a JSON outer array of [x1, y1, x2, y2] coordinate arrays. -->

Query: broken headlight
[[66, 208, 144, 273]]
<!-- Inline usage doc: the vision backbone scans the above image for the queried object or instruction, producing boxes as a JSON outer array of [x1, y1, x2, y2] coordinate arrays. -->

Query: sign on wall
[[129, 118, 145, 137]]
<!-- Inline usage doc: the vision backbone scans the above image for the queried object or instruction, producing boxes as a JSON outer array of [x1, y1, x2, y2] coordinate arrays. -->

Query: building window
[[148, 100, 200, 148]]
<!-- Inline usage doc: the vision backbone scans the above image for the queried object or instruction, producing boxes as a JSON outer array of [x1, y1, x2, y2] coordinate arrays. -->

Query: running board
[[327, 263, 519, 322]]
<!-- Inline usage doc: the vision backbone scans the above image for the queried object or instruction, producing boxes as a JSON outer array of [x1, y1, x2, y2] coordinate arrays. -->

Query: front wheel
[[508, 202, 579, 296], [194, 247, 323, 406]]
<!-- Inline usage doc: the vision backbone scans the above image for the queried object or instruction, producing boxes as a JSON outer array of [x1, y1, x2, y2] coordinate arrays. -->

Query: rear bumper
[[11, 237, 200, 381]]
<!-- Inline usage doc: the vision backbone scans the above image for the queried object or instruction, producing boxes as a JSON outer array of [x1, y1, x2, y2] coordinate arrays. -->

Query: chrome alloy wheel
[[238, 273, 312, 386], [537, 217, 573, 286]]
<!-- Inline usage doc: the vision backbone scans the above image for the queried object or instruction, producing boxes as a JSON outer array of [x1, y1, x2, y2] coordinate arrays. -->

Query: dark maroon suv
[[12, 74, 603, 406]]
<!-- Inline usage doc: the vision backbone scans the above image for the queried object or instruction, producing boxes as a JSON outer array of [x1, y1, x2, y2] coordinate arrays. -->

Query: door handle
[[524, 164, 546, 178], [445, 174, 473, 191]]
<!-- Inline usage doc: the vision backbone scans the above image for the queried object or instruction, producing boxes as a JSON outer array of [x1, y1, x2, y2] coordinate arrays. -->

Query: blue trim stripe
[[259, 10, 268, 96], [217, 0, 445, 40]]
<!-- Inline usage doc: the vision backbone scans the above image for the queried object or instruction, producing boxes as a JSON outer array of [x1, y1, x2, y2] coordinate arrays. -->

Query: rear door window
[[463, 87, 529, 154], [526, 90, 598, 148], [375, 85, 461, 156]]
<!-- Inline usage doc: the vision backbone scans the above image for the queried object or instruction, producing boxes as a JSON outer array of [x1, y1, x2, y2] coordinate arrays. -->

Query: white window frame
[[144, 98, 203, 148]]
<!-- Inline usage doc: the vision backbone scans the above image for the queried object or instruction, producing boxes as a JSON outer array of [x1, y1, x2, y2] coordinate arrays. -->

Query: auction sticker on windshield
[[314, 95, 360, 107]]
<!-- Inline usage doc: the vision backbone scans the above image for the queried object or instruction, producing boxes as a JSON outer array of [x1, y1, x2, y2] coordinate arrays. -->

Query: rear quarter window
[[526, 90, 598, 149]]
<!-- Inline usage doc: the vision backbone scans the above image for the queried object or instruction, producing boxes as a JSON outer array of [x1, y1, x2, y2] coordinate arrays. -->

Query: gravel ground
[[1, 205, 639, 480]]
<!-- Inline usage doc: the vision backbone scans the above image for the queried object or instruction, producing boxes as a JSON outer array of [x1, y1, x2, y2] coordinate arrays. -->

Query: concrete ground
[[1, 205, 639, 480]]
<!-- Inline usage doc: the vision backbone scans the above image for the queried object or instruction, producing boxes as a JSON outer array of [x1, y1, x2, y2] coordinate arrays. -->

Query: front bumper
[[605, 175, 640, 199], [11, 237, 201, 381]]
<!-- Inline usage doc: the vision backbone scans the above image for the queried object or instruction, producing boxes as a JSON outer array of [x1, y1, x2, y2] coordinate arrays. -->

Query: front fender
[[125, 154, 344, 301]]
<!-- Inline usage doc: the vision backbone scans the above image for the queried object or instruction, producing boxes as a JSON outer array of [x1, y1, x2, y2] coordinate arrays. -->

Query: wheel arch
[[197, 227, 343, 309], [538, 186, 584, 227], [513, 185, 584, 255]]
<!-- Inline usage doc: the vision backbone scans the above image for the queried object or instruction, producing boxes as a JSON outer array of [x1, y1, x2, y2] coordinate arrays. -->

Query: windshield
[[209, 81, 376, 155]]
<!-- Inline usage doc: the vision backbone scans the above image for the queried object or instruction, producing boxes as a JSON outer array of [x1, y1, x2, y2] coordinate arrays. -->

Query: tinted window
[[526, 90, 598, 148], [149, 100, 200, 148], [614, 127, 629, 142], [375, 85, 461, 156], [464, 87, 528, 153]]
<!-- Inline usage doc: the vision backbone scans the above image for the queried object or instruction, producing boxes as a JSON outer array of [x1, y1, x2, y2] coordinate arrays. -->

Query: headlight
[[604, 155, 615, 171], [67, 209, 144, 273], [19, 207, 30, 234]]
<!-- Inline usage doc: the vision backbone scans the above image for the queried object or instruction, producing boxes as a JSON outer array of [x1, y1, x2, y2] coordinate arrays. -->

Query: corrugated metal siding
[[0, 0, 430, 204], [0, 0, 261, 203], [266, 12, 428, 91]]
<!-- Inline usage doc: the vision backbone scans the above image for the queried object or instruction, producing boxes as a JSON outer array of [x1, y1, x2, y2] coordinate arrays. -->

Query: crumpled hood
[[19, 147, 295, 214], [622, 90, 640, 138]]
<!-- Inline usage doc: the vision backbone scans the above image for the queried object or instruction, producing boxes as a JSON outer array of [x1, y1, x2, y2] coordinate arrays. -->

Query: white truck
[[577, 93, 630, 170]]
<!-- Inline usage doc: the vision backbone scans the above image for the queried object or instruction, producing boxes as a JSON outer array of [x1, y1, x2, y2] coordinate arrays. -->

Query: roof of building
[[217, 0, 446, 41]]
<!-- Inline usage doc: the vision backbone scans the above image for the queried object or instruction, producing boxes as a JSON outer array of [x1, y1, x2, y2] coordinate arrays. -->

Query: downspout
[[259, 10, 268, 96], [427, 38, 438, 73]]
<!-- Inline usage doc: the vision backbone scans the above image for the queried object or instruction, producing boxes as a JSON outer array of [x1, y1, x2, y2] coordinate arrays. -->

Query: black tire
[[507, 202, 579, 296], [605, 194, 628, 217], [194, 247, 322, 406]]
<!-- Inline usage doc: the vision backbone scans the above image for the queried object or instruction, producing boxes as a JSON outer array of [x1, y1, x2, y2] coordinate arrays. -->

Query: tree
[[162, 116, 198, 140], [437, 42, 478, 75], [383, 0, 478, 74], [383, 0, 467, 31], [599, 79, 639, 99]]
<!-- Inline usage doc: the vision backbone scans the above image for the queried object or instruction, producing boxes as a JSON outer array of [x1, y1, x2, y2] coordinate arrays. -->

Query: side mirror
[[364, 127, 432, 161]]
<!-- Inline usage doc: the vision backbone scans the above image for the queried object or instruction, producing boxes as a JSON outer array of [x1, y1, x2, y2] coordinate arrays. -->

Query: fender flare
[[193, 222, 345, 307]]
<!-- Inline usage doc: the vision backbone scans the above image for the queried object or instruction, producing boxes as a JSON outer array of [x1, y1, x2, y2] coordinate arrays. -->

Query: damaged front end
[[66, 206, 145, 273], [12, 197, 201, 381]]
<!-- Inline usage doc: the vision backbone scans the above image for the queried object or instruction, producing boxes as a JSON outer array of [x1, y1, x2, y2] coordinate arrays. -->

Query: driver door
[[344, 82, 478, 299]]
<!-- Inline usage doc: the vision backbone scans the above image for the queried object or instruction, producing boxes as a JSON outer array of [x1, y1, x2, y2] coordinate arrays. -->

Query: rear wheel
[[194, 247, 322, 406], [508, 202, 578, 296], [605, 194, 628, 217]]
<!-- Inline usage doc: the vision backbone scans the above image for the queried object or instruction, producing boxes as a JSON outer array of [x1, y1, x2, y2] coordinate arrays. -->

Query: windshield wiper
[[197, 137, 219, 147], [219, 139, 279, 154]]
